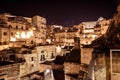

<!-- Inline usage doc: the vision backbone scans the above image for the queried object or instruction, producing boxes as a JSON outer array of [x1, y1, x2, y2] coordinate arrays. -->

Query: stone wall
[[81, 48, 93, 64], [64, 62, 80, 74], [0, 63, 20, 80], [52, 64, 64, 70]]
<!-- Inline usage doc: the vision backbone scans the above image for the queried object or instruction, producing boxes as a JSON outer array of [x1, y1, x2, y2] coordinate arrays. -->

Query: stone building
[[36, 45, 56, 63], [78, 21, 97, 45], [88, 4, 120, 80], [55, 27, 79, 46], [76, 21, 96, 45], [94, 17, 110, 36], [0, 13, 48, 50], [0, 13, 34, 50], [46, 25, 56, 44], [32, 15, 46, 44], [64, 37, 80, 80], [19, 49, 40, 80], [0, 46, 40, 80]]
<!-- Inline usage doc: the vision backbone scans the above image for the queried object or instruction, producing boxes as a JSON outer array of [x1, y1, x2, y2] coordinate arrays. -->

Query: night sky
[[0, 0, 119, 27]]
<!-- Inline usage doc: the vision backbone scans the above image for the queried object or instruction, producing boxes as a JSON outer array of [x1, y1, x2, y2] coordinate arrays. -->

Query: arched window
[[16, 26, 18, 29], [9, 25, 12, 28], [51, 53, 54, 59], [40, 55, 45, 61]]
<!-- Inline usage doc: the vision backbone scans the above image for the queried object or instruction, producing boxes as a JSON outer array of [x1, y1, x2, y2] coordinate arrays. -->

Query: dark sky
[[0, 0, 119, 27]]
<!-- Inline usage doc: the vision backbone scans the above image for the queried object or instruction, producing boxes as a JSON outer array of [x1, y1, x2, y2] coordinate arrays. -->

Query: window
[[31, 64, 34, 67], [41, 51, 44, 53], [9, 25, 12, 28], [3, 32, 7, 36], [21, 27, 23, 30], [51, 53, 54, 59], [16, 26, 18, 29], [11, 32, 13, 36], [31, 57, 34, 61], [40, 55, 45, 61]]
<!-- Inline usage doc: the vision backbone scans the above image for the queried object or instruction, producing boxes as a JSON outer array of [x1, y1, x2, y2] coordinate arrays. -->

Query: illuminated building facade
[[78, 21, 97, 45], [0, 13, 34, 50], [77, 19, 110, 45], [32, 15, 46, 44], [0, 13, 48, 50], [94, 17, 110, 36], [46, 25, 56, 44], [55, 26, 79, 46]]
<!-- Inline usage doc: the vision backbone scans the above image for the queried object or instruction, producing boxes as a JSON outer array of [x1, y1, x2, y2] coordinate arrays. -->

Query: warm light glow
[[21, 32, 26, 38], [83, 29, 94, 33], [56, 45, 61, 55], [52, 39, 54, 41], [44, 68, 51, 75], [26, 31, 33, 38], [15, 32, 20, 39], [29, 31, 33, 36], [91, 34, 97, 39], [83, 34, 86, 38], [10, 37, 16, 41], [46, 39, 51, 43]]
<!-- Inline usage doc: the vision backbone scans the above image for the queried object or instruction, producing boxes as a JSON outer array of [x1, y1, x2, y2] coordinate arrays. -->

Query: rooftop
[[65, 47, 80, 63]]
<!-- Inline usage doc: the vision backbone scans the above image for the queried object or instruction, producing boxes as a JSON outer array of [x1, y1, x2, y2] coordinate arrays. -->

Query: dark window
[[41, 51, 44, 53], [9, 55, 16, 61], [9, 25, 12, 28], [31, 64, 34, 67], [16, 26, 18, 29], [21, 27, 23, 30], [3, 42, 7, 45], [31, 57, 34, 61], [11, 32, 13, 36], [3, 32, 7, 36], [40, 55, 45, 61], [51, 53, 54, 59]]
